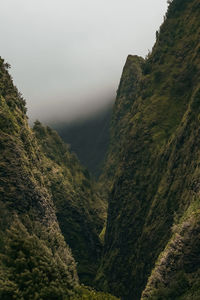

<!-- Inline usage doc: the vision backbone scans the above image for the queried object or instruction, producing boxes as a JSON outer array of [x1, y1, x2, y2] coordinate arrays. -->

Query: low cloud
[[0, 0, 167, 124]]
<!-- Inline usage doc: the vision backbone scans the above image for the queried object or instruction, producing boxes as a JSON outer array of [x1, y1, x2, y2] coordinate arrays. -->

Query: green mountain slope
[[0, 57, 78, 298], [33, 121, 106, 284], [0, 57, 116, 299], [98, 0, 200, 299]]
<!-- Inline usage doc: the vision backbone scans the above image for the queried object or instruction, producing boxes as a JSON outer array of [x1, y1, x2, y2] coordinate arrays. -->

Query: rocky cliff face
[[98, 0, 200, 299]]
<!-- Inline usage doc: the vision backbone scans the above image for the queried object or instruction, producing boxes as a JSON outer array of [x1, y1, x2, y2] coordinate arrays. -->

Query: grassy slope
[[98, 0, 200, 299]]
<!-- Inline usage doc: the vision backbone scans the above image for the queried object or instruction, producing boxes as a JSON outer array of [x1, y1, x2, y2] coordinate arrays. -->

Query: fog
[[0, 0, 168, 124]]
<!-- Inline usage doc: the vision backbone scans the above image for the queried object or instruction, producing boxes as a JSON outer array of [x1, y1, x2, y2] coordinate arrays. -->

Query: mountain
[[2, 0, 200, 299], [0, 57, 117, 299], [53, 103, 112, 178], [0, 57, 78, 299], [97, 0, 200, 299]]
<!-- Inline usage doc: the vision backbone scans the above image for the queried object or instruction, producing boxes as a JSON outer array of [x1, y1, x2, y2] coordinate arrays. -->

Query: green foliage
[[142, 210, 200, 299], [71, 286, 119, 299], [0, 57, 26, 113], [0, 219, 77, 300], [166, 0, 190, 18]]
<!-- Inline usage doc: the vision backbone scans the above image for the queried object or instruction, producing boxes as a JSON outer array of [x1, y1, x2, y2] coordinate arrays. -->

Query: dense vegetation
[[33, 120, 106, 284], [0, 56, 78, 298], [97, 0, 200, 299], [0, 57, 116, 299]]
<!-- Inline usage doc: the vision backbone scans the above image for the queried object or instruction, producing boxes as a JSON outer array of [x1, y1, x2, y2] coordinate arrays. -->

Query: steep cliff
[[98, 0, 200, 299], [0, 57, 78, 298], [0, 57, 116, 299]]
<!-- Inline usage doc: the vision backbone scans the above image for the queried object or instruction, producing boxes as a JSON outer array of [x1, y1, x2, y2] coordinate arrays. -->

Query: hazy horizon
[[0, 0, 168, 124]]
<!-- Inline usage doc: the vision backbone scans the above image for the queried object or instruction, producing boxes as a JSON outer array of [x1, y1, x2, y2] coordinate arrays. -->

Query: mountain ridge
[[97, 0, 200, 299]]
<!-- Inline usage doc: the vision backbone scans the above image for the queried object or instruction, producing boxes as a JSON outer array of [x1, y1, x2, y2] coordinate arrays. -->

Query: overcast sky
[[0, 0, 168, 124]]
